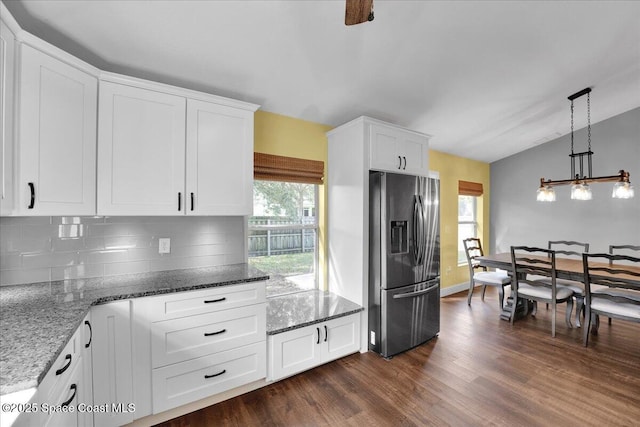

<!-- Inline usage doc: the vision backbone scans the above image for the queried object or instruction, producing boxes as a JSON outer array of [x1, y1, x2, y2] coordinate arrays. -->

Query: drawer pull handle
[[56, 354, 72, 376], [204, 369, 226, 379], [85, 320, 92, 348], [324, 325, 328, 342], [28, 183, 35, 209], [204, 328, 227, 337], [316, 327, 320, 344], [61, 384, 77, 407], [204, 297, 226, 304]]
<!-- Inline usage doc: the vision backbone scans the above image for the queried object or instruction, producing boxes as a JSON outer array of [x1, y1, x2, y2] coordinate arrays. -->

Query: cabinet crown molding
[[99, 71, 260, 112], [326, 115, 432, 139]]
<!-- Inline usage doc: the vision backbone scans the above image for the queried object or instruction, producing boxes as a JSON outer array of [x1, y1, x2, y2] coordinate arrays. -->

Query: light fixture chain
[[570, 100, 574, 154], [587, 92, 591, 152]]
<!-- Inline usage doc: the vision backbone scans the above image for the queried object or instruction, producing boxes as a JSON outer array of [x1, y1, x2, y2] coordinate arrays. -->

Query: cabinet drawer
[[152, 342, 266, 414], [151, 304, 266, 368], [145, 282, 266, 321]]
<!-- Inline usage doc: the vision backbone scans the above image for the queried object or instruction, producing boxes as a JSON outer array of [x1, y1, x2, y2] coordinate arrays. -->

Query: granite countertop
[[0, 264, 268, 396], [267, 289, 364, 335]]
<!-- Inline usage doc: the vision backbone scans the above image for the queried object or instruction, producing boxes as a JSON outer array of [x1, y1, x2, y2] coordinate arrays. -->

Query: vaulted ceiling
[[4, 0, 640, 162]]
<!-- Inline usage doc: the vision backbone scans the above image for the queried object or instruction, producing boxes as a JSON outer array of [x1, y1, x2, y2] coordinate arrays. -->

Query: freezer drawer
[[379, 279, 439, 357]]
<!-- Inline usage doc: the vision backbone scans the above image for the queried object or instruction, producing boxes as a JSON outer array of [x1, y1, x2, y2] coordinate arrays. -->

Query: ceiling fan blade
[[345, 0, 374, 26]]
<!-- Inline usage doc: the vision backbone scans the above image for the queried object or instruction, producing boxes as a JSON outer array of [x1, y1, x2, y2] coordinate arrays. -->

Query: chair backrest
[[582, 253, 640, 305], [511, 246, 557, 293], [609, 244, 640, 255], [462, 238, 486, 275], [548, 240, 589, 257]]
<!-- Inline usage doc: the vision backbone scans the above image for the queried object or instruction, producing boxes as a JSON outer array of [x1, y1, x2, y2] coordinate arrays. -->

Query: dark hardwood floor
[[156, 289, 640, 427]]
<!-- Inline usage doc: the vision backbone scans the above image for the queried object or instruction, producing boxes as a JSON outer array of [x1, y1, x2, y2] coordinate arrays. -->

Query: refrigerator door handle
[[413, 195, 426, 266], [392, 282, 439, 299], [412, 195, 422, 265]]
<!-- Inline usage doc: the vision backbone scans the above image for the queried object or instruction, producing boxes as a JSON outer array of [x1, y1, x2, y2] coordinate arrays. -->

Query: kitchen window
[[249, 153, 324, 295], [458, 180, 483, 265]]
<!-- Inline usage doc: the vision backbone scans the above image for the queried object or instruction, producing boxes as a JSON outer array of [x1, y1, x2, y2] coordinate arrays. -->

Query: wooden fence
[[248, 217, 316, 257]]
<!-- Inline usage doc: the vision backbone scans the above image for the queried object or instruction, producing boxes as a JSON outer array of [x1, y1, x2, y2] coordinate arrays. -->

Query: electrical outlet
[[370, 331, 376, 345], [158, 238, 171, 254]]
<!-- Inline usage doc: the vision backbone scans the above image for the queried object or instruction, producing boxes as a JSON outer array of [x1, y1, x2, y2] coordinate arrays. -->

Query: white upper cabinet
[[97, 82, 186, 216], [369, 122, 429, 176], [97, 78, 256, 216], [0, 15, 16, 216], [16, 44, 98, 215], [186, 99, 253, 215]]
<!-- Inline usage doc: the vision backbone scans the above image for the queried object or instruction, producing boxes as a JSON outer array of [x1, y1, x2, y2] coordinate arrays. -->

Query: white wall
[[490, 107, 640, 254]]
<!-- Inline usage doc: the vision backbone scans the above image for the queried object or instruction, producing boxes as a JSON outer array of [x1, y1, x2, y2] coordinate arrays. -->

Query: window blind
[[458, 180, 483, 196], [254, 152, 324, 184]]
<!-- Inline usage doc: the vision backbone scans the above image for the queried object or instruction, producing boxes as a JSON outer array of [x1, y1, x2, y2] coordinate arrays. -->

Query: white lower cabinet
[[132, 281, 267, 416], [42, 359, 82, 427], [268, 313, 361, 381], [91, 300, 134, 427], [12, 320, 86, 427]]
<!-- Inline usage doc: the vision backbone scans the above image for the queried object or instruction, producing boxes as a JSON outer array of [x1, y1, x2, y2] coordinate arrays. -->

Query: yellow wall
[[254, 111, 491, 291], [253, 111, 332, 289], [429, 150, 490, 289]]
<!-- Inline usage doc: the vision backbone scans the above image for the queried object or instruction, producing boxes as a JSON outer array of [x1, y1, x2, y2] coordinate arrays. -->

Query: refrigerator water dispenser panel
[[390, 221, 408, 254]]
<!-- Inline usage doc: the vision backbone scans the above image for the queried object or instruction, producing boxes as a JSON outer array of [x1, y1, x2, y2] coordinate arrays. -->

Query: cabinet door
[[0, 18, 16, 215], [398, 134, 428, 176], [369, 123, 429, 176], [91, 300, 134, 426], [268, 325, 322, 381], [370, 124, 403, 172], [186, 99, 253, 215], [97, 81, 186, 215], [321, 314, 361, 363], [18, 44, 97, 215]]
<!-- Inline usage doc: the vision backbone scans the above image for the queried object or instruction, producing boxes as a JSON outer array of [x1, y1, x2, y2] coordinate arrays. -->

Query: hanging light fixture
[[536, 87, 634, 202]]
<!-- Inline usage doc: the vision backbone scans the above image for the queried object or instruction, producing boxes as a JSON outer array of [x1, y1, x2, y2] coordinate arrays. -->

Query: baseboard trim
[[440, 282, 470, 297]]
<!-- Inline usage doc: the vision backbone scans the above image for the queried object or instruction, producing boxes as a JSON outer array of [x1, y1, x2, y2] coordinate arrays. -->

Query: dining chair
[[541, 240, 589, 327], [582, 253, 640, 347], [604, 245, 640, 325], [510, 246, 574, 337], [463, 238, 511, 310]]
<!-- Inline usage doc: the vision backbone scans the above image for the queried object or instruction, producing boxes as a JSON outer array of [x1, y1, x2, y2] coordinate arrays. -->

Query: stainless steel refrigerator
[[368, 171, 440, 358]]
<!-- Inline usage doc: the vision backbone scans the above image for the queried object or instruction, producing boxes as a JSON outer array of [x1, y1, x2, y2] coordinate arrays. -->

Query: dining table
[[476, 252, 640, 321]]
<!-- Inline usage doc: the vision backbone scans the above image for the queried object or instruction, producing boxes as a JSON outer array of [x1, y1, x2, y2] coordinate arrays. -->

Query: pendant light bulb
[[612, 181, 635, 199], [571, 182, 592, 200]]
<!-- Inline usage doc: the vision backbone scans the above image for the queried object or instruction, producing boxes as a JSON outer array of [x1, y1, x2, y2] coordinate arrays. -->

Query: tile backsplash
[[0, 216, 246, 286]]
